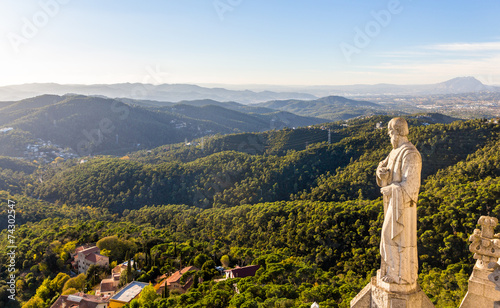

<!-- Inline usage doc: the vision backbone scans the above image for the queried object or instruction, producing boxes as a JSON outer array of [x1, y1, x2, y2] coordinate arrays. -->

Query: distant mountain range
[[117, 98, 280, 114], [0, 83, 317, 104], [256, 96, 387, 121], [205, 77, 500, 98], [120, 95, 389, 122], [0, 94, 325, 157], [0, 77, 497, 103], [0, 77, 496, 157]]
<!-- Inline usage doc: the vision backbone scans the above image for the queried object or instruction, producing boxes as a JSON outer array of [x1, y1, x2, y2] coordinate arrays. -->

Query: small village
[[23, 139, 79, 164], [49, 244, 260, 308]]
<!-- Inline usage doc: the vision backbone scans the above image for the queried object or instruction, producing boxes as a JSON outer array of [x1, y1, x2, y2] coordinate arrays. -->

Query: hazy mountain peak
[[437, 76, 486, 91]]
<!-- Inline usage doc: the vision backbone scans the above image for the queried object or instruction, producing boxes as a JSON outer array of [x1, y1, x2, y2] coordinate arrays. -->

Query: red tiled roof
[[75, 245, 92, 253], [167, 266, 198, 284], [159, 266, 199, 288], [157, 273, 167, 280], [80, 246, 100, 256], [85, 253, 108, 263]]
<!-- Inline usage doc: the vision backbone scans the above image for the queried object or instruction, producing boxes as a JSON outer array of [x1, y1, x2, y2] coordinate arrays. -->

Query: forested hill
[[25, 114, 485, 213], [254, 96, 386, 121], [1, 114, 499, 307], [0, 94, 325, 157]]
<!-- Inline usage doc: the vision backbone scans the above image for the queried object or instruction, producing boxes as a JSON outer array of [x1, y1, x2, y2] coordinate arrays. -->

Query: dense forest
[[0, 114, 498, 307]]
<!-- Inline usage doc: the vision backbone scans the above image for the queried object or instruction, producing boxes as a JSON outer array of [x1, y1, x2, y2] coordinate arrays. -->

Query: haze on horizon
[[0, 0, 499, 87]]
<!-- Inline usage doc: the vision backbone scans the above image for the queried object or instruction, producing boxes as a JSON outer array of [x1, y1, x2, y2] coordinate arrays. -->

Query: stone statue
[[351, 118, 433, 307], [376, 117, 422, 285]]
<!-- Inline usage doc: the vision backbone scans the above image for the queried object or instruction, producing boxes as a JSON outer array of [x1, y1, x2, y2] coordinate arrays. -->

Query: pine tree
[[192, 273, 199, 289], [162, 285, 169, 298], [127, 258, 132, 283]]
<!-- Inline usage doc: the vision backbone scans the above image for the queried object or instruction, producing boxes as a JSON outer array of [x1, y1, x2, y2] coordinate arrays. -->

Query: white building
[[76, 246, 109, 274]]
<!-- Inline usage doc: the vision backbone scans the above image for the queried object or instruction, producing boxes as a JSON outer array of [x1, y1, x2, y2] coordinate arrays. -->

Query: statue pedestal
[[460, 216, 500, 307], [351, 270, 435, 308], [459, 266, 500, 308]]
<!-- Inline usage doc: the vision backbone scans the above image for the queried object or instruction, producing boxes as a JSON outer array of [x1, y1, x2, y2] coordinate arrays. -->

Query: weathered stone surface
[[351, 274, 434, 308], [375, 270, 417, 294], [460, 216, 500, 308], [489, 263, 500, 291], [376, 118, 421, 285], [469, 216, 500, 270], [350, 283, 371, 308], [351, 119, 433, 308]]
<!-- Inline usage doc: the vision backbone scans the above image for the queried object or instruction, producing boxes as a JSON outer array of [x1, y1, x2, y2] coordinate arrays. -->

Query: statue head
[[388, 117, 409, 148], [388, 117, 409, 136]]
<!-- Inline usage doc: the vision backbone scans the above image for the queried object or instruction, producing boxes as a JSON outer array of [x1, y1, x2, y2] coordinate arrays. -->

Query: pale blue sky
[[0, 0, 499, 86]]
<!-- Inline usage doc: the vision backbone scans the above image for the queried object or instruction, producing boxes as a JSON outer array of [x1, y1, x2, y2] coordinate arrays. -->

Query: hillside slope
[[2, 115, 497, 307], [32, 117, 499, 213], [0, 95, 327, 157], [256, 96, 387, 120]]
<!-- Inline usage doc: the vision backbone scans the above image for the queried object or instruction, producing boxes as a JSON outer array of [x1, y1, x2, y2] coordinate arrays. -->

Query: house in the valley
[[155, 266, 199, 295], [98, 273, 121, 296], [73, 245, 109, 274], [108, 281, 149, 308], [112, 260, 134, 275], [97, 260, 135, 296], [224, 265, 260, 279], [50, 292, 109, 308]]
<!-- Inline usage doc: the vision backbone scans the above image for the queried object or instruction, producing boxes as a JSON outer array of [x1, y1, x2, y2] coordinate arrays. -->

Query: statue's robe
[[377, 141, 421, 284]]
